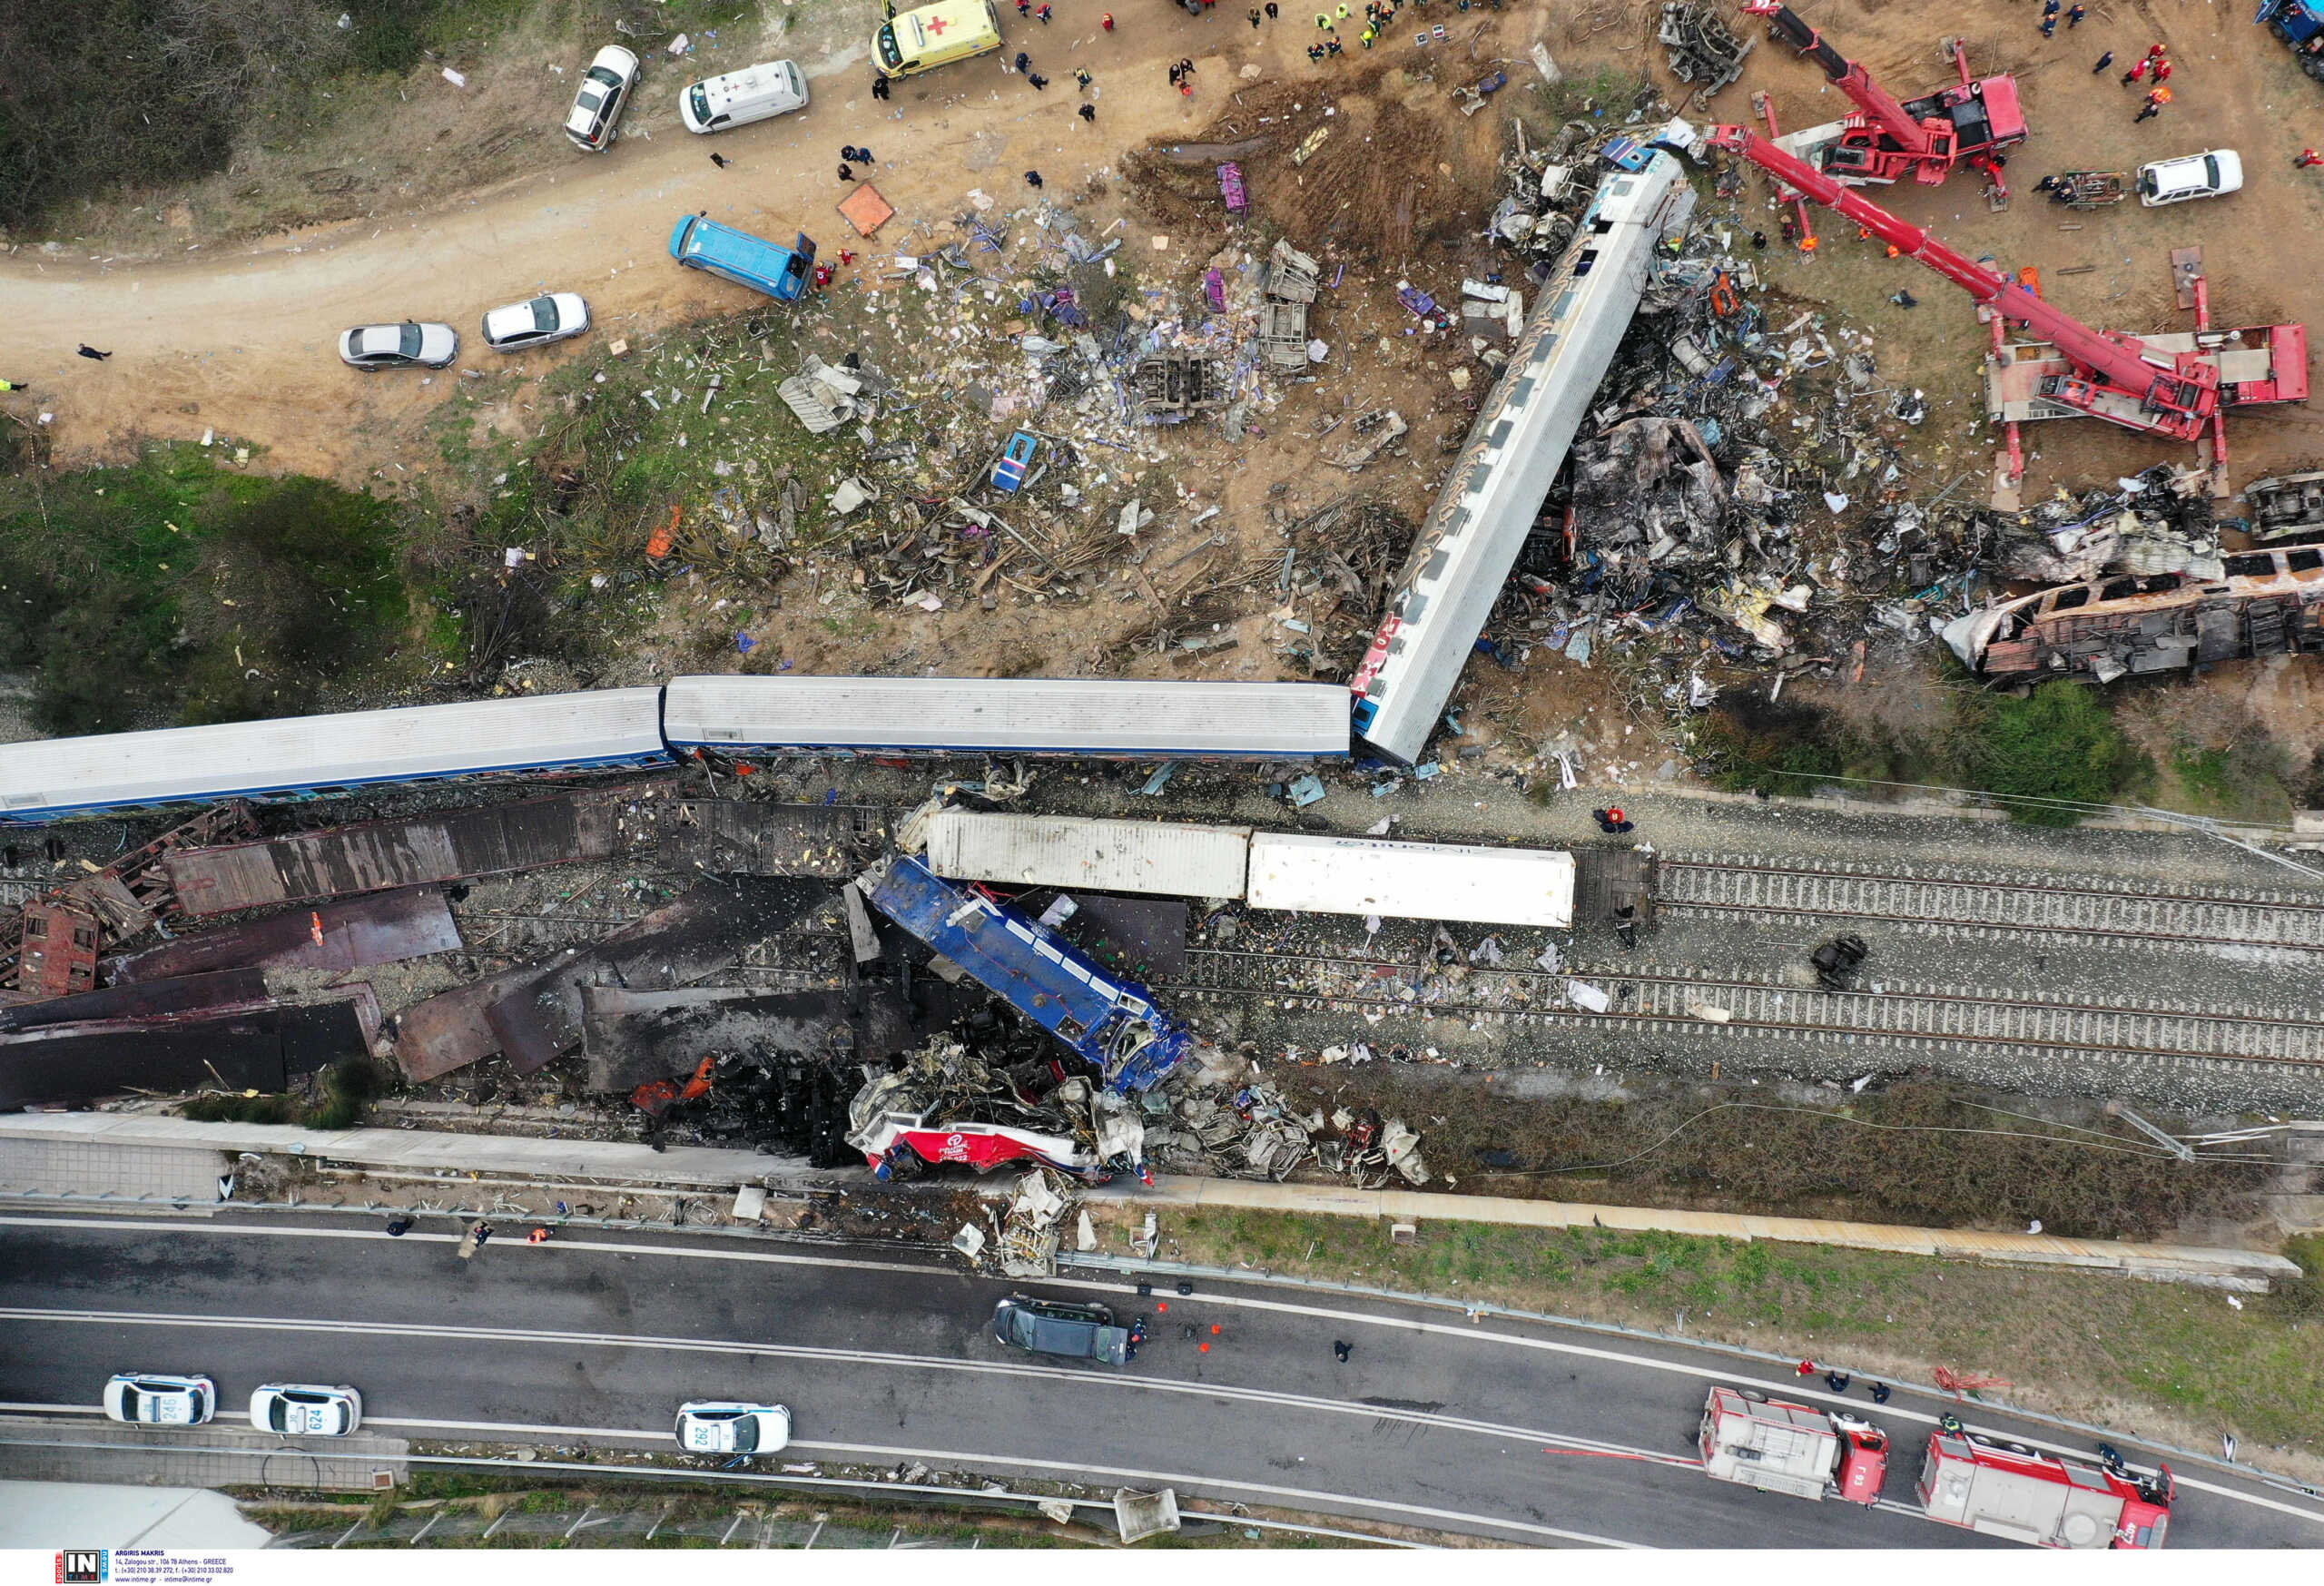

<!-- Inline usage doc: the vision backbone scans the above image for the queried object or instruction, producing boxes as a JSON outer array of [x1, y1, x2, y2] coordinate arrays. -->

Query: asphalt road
[[4, 1212, 2320, 1548]]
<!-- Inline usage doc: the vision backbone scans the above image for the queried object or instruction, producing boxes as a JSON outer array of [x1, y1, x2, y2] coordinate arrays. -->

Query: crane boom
[[1703, 123, 2218, 440], [1745, 0, 1931, 154]]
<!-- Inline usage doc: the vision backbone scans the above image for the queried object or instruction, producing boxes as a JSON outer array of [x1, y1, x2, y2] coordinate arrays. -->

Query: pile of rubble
[[1446, 105, 2011, 719], [840, 1024, 1431, 1195], [1143, 1078, 1431, 1188], [1659, 2, 1757, 98]]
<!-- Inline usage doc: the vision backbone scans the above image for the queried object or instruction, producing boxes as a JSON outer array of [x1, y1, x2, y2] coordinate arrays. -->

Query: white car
[[103, 1373, 215, 1426], [249, 1383, 362, 1437], [680, 60, 810, 134], [2137, 149, 2243, 206], [338, 321, 459, 370], [480, 293, 592, 353], [566, 44, 641, 153], [675, 1401, 790, 1456]]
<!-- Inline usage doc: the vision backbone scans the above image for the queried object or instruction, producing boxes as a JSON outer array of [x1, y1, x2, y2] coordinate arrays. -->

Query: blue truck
[[861, 855, 1192, 1093], [667, 216, 818, 301], [2259, 0, 2324, 80]]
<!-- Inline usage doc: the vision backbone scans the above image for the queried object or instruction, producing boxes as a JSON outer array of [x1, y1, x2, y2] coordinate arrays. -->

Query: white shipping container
[[1245, 833, 1573, 928], [924, 810, 1254, 899]]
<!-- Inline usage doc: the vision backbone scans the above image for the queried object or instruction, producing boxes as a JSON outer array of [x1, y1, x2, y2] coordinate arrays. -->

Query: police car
[[675, 1401, 791, 1455], [103, 1373, 215, 1426], [249, 1383, 363, 1436]]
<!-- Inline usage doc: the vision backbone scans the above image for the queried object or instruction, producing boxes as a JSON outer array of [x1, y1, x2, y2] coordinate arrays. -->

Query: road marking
[[776, 1435, 1634, 1547], [10, 1212, 2321, 1529], [0, 1305, 1690, 1470]]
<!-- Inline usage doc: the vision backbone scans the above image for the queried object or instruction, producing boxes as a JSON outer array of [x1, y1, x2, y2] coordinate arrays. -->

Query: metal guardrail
[[1055, 1251, 2324, 1504], [0, 1427, 1423, 1549]]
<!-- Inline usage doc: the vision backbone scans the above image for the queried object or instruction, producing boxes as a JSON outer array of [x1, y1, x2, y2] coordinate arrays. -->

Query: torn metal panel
[[579, 984, 916, 1092], [655, 800, 890, 878], [778, 355, 865, 434], [2, 801, 261, 994], [0, 968, 271, 1034], [0, 990, 377, 1110], [392, 962, 541, 1083], [108, 888, 462, 985], [164, 783, 667, 918], [997, 1166, 1078, 1276], [1113, 1489, 1182, 1546], [1572, 847, 1659, 932], [480, 877, 834, 1075]]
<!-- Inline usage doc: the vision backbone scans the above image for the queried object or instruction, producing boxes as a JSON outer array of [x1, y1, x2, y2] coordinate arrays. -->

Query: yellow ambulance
[[874, 0, 1004, 78]]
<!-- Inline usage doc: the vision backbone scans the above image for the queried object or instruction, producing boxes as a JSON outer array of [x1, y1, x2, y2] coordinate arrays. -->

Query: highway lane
[[3, 1212, 2317, 1548]]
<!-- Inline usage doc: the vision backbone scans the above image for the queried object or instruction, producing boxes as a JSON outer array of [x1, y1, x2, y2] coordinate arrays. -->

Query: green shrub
[[0, 448, 408, 733], [182, 1057, 388, 1130], [1960, 682, 2148, 824]]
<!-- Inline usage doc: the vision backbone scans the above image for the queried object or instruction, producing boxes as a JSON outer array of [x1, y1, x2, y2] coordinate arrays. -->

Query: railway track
[[1160, 948, 2324, 1076], [1654, 852, 2324, 952]]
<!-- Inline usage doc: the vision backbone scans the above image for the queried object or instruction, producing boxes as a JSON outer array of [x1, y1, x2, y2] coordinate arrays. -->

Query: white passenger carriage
[[0, 690, 668, 823], [664, 676, 1350, 760]]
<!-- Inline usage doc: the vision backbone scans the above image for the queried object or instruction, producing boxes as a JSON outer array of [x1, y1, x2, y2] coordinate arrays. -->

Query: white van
[[680, 59, 809, 134]]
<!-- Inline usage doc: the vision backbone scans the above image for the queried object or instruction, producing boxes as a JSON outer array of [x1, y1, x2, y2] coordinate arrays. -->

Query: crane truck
[[1699, 1386, 2175, 1548], [1696, 120, 2308, 488], [1742, 1, 2025, 195]]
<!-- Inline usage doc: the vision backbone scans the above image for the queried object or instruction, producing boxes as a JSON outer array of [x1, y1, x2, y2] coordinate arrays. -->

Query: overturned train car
[[1944, 545, 2324, 682]]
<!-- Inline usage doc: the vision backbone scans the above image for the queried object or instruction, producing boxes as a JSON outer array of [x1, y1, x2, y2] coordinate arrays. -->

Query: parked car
[[679, 59, 809, 134], [2137, 149, 2243, 206], [338, 321, 459, 370], [990, 1295, 1145, 1365], [249, 1384, 362, 1436], [103, 1373, 215, 1426], [479, 293, 591, 353], [566, 44, 641, 153], [675, 1401, 791, 1455]]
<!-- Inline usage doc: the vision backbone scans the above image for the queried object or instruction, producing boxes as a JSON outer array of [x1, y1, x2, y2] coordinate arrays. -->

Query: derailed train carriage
[[0, 676, 1351, 824], [1943, 544, 2324, 682]]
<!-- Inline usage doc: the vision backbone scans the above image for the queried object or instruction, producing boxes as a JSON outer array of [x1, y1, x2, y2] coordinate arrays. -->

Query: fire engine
[[1918, 1427, 2173, 1549], [1698, 1384, 2176, 1547], [1699, 1386, 1889, 1503]]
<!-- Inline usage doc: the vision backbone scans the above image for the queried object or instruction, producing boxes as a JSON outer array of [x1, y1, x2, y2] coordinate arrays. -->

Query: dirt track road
[[0, 12, 1255, 481]]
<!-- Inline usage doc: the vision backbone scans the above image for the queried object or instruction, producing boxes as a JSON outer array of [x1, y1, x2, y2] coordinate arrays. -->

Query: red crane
[[1704, 123, 2309, 482], [1744, 2, 2026, 195]]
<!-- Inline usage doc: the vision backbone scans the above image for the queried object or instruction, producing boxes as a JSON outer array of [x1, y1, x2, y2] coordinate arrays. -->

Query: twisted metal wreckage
[[840, 848, 1432, 1194]]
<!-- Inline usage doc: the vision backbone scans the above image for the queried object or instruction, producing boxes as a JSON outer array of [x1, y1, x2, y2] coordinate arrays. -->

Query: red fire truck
[[1917, 1427, 2174, 1550], [1699, 1386, 1889, 1504], [1700, 1386, 2175, 1548]]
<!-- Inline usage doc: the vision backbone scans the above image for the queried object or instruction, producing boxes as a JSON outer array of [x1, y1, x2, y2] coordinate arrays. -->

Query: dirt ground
[[7, 0, 2324, 754], [1728, 0, 2324, 496]]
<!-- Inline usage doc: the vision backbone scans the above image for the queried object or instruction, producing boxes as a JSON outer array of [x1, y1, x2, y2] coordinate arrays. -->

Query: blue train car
[[862, 854, 1191, 1092]]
